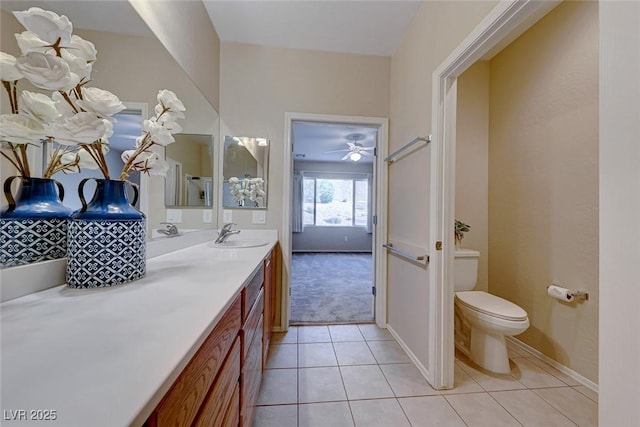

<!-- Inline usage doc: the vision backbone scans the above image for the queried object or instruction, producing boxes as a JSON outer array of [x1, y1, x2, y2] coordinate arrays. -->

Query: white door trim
[[282, 112, 389, 329], [429, 0, 561, 389]]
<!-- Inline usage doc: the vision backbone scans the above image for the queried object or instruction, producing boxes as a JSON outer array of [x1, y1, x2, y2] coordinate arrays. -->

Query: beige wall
[[128, 0, 220, 111], [456, 61, 490, 291], [488, 1, 599, 382], [220, 42, 390, 328], [219, 42, 390, 231], [389, 0, 498, 371]]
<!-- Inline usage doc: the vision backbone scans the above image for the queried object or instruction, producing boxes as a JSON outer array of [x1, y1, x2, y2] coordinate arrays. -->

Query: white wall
[[389, 0, 498, 373], [599, 1, 640, 424], [128, 0, 220, 111]]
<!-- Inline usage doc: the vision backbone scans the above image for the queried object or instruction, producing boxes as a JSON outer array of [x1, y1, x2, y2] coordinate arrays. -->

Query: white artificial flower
[[0, 114, 45, 145], [13, 8, 73, 46], [14, 31, 51, 55], [51, 91, 76, 118], [0, 52, 24, 81], [76, 87, 125, 118], [121, 149, 170, 176], [15, 52, 79, 91], [154, 103, 185, 121], [60, 148, 99, 171], [143, 120, 175, 146], [61, 49, 92, 82], [157, 89, 185, 112], [19, 91, 60, 124], [161, 120, 183, 134], [48, 112, 113, 146], [67, 35, 97, 63]]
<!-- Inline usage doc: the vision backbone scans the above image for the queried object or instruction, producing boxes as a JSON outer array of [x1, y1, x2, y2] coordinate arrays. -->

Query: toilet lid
[[456, 291, 528, 321]]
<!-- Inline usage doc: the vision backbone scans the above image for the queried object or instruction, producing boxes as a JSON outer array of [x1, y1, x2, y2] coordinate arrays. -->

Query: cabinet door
[[151, 296, 241, 427], [192, 338, 241, 427], [241, 315, 264, 427]]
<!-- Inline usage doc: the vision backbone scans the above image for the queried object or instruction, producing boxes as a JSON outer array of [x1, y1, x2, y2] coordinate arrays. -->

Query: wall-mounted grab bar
[[383, 243, 429, 264], [384, 135, 431, 163]]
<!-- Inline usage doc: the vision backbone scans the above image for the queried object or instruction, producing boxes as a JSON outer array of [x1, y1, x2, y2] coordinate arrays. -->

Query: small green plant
[[455, 219, 471, 246]]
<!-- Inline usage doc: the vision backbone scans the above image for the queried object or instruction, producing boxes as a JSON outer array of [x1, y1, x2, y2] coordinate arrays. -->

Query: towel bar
[[383, 243, 429, 263], [384, 135, 431, 163]]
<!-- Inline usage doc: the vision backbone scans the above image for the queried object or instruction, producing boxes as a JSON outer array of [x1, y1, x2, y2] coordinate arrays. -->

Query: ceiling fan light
[[350, 152, 362, 162]]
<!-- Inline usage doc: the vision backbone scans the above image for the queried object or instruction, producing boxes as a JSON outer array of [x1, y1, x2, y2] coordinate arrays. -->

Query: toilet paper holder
[[547, 285, 589, 301]]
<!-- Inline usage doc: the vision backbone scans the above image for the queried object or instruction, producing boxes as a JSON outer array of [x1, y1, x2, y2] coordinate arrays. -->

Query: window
[[303, 176, 369, 227]]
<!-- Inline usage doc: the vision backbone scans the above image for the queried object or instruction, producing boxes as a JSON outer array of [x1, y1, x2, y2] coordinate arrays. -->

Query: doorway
[[290, 122, 377, 324], [282, 113, 388, 329]]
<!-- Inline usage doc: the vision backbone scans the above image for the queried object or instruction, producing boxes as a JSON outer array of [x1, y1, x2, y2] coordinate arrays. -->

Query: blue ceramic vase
[[0, 177, 72, 268], [66, 178, 146, 288]]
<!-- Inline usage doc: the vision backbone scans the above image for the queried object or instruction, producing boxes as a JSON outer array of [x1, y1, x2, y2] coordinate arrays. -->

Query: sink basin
[[208, 239, 269, 249]]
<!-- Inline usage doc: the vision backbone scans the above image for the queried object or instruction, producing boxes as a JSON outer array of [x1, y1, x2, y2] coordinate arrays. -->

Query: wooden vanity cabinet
[[144, 250, 276, 427], [144, 295, 241, 427]]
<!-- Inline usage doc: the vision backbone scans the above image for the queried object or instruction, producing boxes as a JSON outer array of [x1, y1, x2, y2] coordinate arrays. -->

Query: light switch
[[252, 210, 266, 224], [166, 209, 182, 223], [202, 210, 212, 223], [223, 210, 233, 223]]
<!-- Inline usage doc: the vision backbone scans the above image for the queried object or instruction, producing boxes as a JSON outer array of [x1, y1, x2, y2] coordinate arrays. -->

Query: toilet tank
[[454, 249, 480, 291]]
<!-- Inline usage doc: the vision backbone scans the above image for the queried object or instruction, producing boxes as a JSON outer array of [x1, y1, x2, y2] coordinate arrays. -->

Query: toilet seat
[[456, 291, 527, 321]]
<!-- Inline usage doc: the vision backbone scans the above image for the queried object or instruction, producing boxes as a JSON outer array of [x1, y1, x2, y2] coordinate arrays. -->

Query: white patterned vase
[[66, 179, 146, 288], [1, 177, 72, 268]]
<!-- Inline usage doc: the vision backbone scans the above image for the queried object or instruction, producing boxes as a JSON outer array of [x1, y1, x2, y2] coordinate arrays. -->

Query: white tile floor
[[254, 325, 598, 427]]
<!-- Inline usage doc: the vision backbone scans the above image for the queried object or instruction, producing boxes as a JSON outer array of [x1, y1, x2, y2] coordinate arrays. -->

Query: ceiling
[[293, 122, 377, 164], [203, 0, 424, 56], [2, 1, 414, 161]]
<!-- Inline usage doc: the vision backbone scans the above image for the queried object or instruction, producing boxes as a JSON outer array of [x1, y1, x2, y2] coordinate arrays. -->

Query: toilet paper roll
[[548, 284, 574, 302]]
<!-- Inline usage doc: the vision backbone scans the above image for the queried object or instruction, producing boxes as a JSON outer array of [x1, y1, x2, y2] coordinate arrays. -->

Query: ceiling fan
[[324, 133, 374, 161]]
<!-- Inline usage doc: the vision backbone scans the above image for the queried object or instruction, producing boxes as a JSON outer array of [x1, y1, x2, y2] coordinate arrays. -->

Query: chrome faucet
[[157, 222, 180, 237], [216, 223, 240, 243]]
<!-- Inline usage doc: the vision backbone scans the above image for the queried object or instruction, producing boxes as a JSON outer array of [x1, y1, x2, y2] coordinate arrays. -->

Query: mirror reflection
[[164, 134, 213, 207], [0, 3, 220, 258], [223, 136, 269, 209]]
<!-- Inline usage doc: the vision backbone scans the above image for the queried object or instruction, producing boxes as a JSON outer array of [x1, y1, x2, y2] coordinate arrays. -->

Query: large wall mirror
[[222, 136, 269, 209], [0, 1, 219, 263], [165, 134, 214, 207]]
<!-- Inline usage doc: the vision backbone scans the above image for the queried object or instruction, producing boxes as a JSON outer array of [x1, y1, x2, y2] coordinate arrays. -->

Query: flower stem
[[2, 81, 18, 114], [118, 134, 152, 181]]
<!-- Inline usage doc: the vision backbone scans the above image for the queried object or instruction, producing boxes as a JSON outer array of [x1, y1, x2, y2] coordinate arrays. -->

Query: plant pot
[[1, 176, 72, 268], [66, 178, 146, 288]]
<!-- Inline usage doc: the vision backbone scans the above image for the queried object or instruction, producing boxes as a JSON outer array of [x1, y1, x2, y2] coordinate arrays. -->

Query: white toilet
[[454, 249, 529, 373]]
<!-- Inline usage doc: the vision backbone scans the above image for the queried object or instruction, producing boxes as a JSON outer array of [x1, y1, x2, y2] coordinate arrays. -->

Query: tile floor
[[254, 325, 598, 427]]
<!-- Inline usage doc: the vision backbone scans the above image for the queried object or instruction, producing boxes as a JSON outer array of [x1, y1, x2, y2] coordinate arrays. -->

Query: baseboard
[[506, 336, 599, 393], [386, 324, 434, 388]]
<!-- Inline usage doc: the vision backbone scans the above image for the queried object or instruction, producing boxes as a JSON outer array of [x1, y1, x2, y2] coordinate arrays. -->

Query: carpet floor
[[290, 252, 374, 324]]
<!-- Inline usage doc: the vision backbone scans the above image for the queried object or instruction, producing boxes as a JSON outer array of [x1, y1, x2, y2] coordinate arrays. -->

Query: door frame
[[429, 0, 561, 388], [282, 112, 389, 329]]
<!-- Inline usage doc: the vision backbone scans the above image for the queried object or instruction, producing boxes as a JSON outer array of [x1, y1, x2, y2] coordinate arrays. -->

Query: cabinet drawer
[[153, 296, 241, 427], [192, 337, 241, 427], [241, 315, 263, 427], [222, 383, 240, 427], [242, 264, 264, 321], [242, 289, 264, 361]]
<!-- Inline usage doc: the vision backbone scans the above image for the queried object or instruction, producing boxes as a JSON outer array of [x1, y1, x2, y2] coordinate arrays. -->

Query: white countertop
[[0, 230, 277, 426]]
